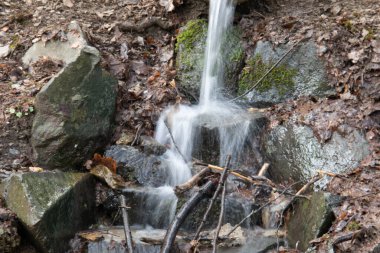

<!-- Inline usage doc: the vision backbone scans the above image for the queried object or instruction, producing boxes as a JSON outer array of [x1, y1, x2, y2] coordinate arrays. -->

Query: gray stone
[[105, 145, 169, 187], [242, 40, 333, 105], [263, 123, 370, 186], [176, 19, 244, 100], [192, 111, 267, 173], [29, 21, 117, 170], [1, 172, 97, 253], [286, 192, 337, 251], [139, 135, 167, 156]]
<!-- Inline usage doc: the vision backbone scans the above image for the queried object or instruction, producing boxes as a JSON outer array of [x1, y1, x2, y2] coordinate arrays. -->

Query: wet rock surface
[[241, 40, 333, 106], [1, 172, 97, 253], [176, 19, 244, 100], [263, 123, 370, 185], [105, 145, 169, 187], [286, 192, 340, 251], [29, 21, 117, 170], [192, 111, 267, 173]]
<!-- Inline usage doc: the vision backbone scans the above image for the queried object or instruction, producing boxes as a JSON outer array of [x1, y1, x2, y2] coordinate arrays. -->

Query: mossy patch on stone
[[175, 19, 245, 99], [176, 19, 207, 53], [238, 54, 297, 96]]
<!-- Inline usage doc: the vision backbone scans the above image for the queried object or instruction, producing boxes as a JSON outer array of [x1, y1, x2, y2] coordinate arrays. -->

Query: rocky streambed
[[0, 0, 379, 253]]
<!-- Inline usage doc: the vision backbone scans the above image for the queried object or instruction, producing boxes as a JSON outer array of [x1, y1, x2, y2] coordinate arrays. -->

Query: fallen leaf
[[92, 153, 117, 174], [78, 231, 104, 241], [63, 0, 74, 8], [29, 167, 44, 172], [348, 49, 364, 63], [90, 165, 128, 189]]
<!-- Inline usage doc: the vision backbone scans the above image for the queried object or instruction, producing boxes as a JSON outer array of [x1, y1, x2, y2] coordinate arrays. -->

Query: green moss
[[347, 221, 361, 231], [175, 19, 207, 53], [238, 54, 297, 96]]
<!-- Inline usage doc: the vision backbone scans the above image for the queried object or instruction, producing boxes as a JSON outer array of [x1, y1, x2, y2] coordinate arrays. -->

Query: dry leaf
[[90, 165, 128, 189], [92, 153, 117, 174], [63, 0, 74, 8], [29, 167, 44, 172], [78, 231, 104, 241]]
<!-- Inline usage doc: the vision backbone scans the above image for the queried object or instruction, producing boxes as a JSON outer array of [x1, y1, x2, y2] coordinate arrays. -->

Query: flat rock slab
[[2, 172, 97, 253], [28, 21, 117, 170], [263, 123, 370, 186]]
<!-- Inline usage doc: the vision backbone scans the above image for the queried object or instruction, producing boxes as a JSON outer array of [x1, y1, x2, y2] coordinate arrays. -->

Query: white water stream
[[155, 0, 252, 186]]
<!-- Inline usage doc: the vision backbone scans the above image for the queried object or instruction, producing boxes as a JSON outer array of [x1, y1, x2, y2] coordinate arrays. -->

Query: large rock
[[286, 192, 339, 251], [263, 123, 370, 185], [176, 19, 244, 100], [239, 40, 333, 106], [105, 145, 170, 187], [27, 21, 117, 170], [1, 172, 97, 253]]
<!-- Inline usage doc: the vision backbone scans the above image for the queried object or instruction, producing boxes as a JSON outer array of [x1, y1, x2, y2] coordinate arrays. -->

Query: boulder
[[286, 192, 340, 251], [239, 40, 333, 106], [176, 19, 244, 100], [27, 21, 117, 170], [105, 145, 169, 187], [263, 123, 370, 185], [1, 172, 97, 253]]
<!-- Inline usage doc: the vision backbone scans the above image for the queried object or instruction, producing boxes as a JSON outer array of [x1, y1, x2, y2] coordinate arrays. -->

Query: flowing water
[[155, 0, 253, 185], [87, 1, 264, 253]]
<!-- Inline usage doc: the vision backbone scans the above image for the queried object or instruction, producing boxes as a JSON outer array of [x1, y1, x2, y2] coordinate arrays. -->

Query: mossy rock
[[286, 192, 340, 251], [176, 19, 245, 101], [238, 40, 334, 106], [2, 172, 97, 253]]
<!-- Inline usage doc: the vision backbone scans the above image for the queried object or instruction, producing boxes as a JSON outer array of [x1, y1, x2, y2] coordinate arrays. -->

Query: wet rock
[[286, 192, 339, 251], [240, 40, 333, 106], [192, 111, 267, 173], [177, 191, 260, 231], [2, 172, 97, 253], [105, 145, 169, 186], [263, 123, 370, 185], [139, 135, 167, 156], [28, 21, 117, 170], [176, 19, 244, 100]]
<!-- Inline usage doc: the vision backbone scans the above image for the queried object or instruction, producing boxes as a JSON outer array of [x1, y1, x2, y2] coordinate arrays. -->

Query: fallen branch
[[295, 174, 323, 196], [119, 17, 174, 32], [332, 229, 364, 245], [161, 181, 215, 253], [208, 164, 275, 187], [119, 195, 133, 253], [258, 163, 270, 177], [230, 39, 302, 102], [175, 167, 211, 194], [192, 157, 231, 249], [212, 164, 229, 253]]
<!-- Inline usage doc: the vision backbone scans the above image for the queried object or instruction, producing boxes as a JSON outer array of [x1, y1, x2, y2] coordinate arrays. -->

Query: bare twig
[[164, 119, 188, 163], [333, 229, 363, 245], [208, 164, 275, 187], [230, 39, 302, 102], [212, 156, 231, 253], [131, 123, 143, 146], [161, 181, 215, 253], [258, 163, 270, 177], [119, 195, 133, 253], [192, 156, 232, 247], [295, 174, 323, 196], [175, 167, 211, 194], [226, 180, 304, 237]]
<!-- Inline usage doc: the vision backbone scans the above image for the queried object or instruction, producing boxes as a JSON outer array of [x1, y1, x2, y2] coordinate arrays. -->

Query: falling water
[[155, 0, 253, 186]]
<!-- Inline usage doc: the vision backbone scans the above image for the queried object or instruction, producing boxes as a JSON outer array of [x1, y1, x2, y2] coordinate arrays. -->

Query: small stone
[[0, 44, 10, 58], [8, 148, 20, 156]]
